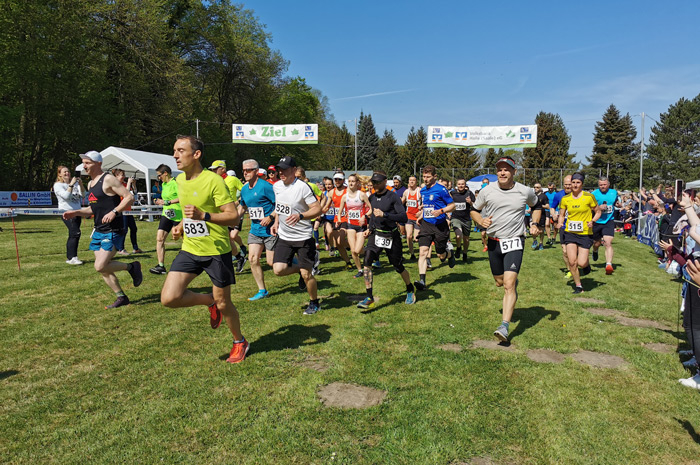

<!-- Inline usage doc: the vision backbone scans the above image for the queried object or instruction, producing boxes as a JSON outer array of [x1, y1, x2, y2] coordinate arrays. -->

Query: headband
[[572, 173, 585, 182]]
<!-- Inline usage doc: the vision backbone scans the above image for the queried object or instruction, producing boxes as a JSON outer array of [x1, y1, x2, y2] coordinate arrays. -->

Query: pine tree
[[587, 104, 638, 189], [356, 112, 379, 170], [522, 111, 579, 185], [376, 129, 398, 175], [646, 94, 700, 184], [397, 126, 429, 179], [447, 147, 480, 181], [483, 148, 500, 170]]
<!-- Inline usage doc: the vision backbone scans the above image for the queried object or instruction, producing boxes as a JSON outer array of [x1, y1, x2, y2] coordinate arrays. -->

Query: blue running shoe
[[531, 240, 539, 249], [405, 292, 416, 305], [248, 289, 269, 301], [357, 297, 375, 309]]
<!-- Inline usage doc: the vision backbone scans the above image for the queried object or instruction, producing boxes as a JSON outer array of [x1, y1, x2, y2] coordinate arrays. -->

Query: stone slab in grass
[[318, 382, 387, 409], [585, 307, 625, 318], [570, 350, 628, 369], [643, 343, 676, 354], [373, 322, 389, 328], [437, 343, 463, 353], [298, 356, 329, 373], [471, 339, 516, 352], [616, 316, 671, 330], [573, 297, 605, 304], [526, 349, 565, 364]]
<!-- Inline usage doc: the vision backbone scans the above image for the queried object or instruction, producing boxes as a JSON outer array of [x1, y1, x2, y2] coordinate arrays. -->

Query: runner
[[402, 175, 422, 261], [393, 175, 407, 239], [591, 176, 619, 275], [329, 172, 353, 269], [531, 182, 550, 251], [414, 165, 456, 291], [357, 171, 416, 308], [238, 159, 277, 301], [271, 156, 323, 315], [160, 136, 248, 363], [450, 178, 475, 262], [479, 178, 490, 251], [557, 172, 601, 294], [62, 151, 143, 309], [209, 160, 247, 272], [545, 182, 558, 244], [150, 164, 182, 275], [267, 165, 279, 185], [338, 174, 372, 278], [320, 177, 336, 254], [470, 156, 541, 342], [550, 175, 573, 276], [296, 167, 323, 249]]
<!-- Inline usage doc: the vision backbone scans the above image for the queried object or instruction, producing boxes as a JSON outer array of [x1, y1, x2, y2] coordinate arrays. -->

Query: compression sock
[[126, 263, 133, 272], [406, 283, 415, 293], [367, 287, 373, 299], [420, 273, 426, 282], [240, 245, 247, 256], [310, 299, 320, 306], [581, 265, 591, 276]]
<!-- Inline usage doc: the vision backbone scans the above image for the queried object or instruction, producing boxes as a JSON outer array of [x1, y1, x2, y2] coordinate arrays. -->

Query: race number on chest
[[499, 237, 522, 254], [248, 207, 265, 220], [276, 203, 292, 216], [374, 235, 393, 249], [568, 221, 584, 232], [183, 218, 209, 237]]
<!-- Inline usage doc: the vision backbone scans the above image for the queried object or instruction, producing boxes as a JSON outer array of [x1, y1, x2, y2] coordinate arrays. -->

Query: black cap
[[276, 156, 297, 170], [370, 172, 387, 183]]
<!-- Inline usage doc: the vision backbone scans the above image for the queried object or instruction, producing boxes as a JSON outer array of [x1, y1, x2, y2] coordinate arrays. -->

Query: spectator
[[54, 166, 84, 265]]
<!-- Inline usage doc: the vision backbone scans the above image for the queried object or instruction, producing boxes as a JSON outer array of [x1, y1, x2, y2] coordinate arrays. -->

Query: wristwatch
[[165, 200, 171, 206], [204, 212, 211, 222], [299, 213, 305, 220]]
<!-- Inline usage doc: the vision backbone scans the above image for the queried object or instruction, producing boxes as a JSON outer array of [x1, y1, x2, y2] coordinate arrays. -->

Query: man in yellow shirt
[[161, 137, 248, 363], [557, 172, 601, 294], [209, 160, 247, 272]]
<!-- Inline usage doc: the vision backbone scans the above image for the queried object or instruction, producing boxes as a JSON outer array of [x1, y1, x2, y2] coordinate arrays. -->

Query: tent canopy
[[467, 174, 497, 193], [687, 180, 700, 189]]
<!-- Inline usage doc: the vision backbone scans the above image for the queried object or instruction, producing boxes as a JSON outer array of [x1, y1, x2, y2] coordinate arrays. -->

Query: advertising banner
[[427, 125, 537, 149], [232, 124, 318, 144], [0, 191, 53, 207]]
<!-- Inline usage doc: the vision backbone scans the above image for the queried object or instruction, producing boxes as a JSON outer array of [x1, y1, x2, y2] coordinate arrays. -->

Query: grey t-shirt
[[472, 182, 539, 239]]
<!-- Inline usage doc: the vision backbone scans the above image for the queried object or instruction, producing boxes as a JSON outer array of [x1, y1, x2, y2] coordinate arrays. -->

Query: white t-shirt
[[472, 182, 539, 239], [273, 178, 317, 242], [53, 182, 83, 210]]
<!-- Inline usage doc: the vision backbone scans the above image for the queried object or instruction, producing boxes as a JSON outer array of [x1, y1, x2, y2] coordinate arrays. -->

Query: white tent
[[76, 146, 181, 206], [687, 180, 700, 189]]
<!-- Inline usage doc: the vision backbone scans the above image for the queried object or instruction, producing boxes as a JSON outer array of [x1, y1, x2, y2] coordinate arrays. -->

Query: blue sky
[[244, 1, 700, 163]]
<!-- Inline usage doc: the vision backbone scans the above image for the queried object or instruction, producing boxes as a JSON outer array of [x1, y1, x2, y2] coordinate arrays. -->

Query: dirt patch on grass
[[526, 349, 565, 364], [570, 350, 628, 369], [346, 294, 368, 303], [616, 316, 671, 330], [452, 457, 502, 465], [471, 339, 516, 352], [298, 356, 329, 373], [573, 297, 605, 304], [585, 307, 625, 318], [373, 322, 389, 328], [318, 382, 387, 409], [643, 343, 675, 354], [437, 343, 463, 353]]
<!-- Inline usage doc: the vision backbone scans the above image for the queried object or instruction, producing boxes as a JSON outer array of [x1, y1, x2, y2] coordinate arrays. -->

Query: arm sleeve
[[472, 190, 486, 211], [526, 188, 539, 207], [441, 186, 454, 205], [384, 193, 408, 223], [54, 183, 72, 201], [301, 183, 316, 206]]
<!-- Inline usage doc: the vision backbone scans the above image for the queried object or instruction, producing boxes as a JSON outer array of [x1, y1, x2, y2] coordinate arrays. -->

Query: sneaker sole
[[493, 330, 508, 342]]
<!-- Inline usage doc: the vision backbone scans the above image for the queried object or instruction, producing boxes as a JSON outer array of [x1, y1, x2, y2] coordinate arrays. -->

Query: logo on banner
[[235, 131, 245, 139], [506, 130, 515, 138], [431, 133, 443, 141], [455, 131, 468, 141], [520, 134, 532, 142], [433, 128, 441, 133], [520, 127, 529, 133], [236, 126, 242, 130], [304, 126, 315, 139]]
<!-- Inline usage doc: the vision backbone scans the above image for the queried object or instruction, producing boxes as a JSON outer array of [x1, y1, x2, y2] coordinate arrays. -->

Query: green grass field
[[1, 216, 697, 464]]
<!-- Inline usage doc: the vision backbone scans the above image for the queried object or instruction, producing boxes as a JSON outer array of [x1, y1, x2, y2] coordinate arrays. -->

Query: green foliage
[[319, 122, 354, 171], [586, 104, 639, 189], [646, 94, 700, 184], [356, 112, 379, 170], [376, 129, 398, 174], [522, 112, 579, 186], [396, 126, 428, 179]]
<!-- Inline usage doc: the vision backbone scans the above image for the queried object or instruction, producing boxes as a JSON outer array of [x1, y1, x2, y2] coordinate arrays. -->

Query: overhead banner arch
[[427, 125, 537, 149], [231, 124, 318, 144]]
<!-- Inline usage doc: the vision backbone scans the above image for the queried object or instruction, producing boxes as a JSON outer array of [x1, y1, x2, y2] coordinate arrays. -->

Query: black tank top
[[88, 173, 122, 233]]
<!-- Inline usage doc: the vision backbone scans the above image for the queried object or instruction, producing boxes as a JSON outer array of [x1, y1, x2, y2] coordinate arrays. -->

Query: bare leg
[[248, 243, 266, 290], [493, 271, 519, 323], [161, 271, 213, 308], [567, 243, 582, 287], [213, 284, 242, 340], [156, 229, 167, 264], [300, 268, 317, 300], [94, 249, 126, 292]]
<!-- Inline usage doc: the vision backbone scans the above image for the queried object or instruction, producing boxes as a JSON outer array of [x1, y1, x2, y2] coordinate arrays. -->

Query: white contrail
[[333, 89, 417, 101]]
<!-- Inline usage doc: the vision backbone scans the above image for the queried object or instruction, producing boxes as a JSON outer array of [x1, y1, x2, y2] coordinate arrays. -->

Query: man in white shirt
[[271, 156, 323, 315]]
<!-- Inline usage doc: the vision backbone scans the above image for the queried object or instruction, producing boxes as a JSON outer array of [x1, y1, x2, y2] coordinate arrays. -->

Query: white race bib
[[499, 237, 523, 254], [249, 207, 265, 220], [276, 203, 292, 216], [164, 208, 176, 219], [568, 221, 584, 232], [183, 218, 209, 237], [327, 207, 336, 217], [348, 209, 362, 220], [423, 207, 435, 219], [374, 235, 393, 249], [604, 205, 613, 214], [455, 202, 467, 211], [406, 199, 417, 208]]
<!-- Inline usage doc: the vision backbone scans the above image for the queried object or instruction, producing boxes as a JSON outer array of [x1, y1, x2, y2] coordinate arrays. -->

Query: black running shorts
[[273, 237, 316, 270], [158, 216, 180, 233], [170, 250, 235, 288], [487, 237, 524, 276], [364, 230, 405, 273], [592, 221, 615, 241], [563, 231, 594, 249], [417, 221, 450, 254]]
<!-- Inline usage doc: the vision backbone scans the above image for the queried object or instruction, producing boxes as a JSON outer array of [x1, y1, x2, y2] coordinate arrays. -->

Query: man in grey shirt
[[471, 156, 541, 342]]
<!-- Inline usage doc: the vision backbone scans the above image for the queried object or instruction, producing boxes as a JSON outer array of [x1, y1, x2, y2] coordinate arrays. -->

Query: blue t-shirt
[[394, 186, 407, 199], [420, 183, 453, 224], [591, 188, 618, 224], [545, 191, 557, 207], [240, 178, 276, 237], [550, 190, 566, 212], [323, 191, 335, 221]]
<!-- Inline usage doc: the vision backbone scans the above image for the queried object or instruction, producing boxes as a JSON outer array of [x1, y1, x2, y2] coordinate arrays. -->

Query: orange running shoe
[[208, 302, 222, 329], [227, 339, 249, 363], [482, 246, 488, 252], [605, 263, 614, 275]]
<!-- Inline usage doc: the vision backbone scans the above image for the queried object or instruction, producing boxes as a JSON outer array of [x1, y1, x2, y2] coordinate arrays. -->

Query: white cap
[[226, 170, 236, 177], [257, 168, 267, 177], [80, 151, 102, 163], [333, 173, 344, 180]]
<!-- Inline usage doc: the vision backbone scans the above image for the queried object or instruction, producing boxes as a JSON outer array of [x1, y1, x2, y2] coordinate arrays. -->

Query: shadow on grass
[[0, 370, 19, 381], [580, 277, 606, 291], [227, 324, 331, 359], [675, 418, 700, 445], [430, 272, 477, 286], [131, 286, 213, 306], [510, 306, 560, 341], [16, 230, 53, 234], [360, 293, 410, 314], [592, 262, 624, 270]]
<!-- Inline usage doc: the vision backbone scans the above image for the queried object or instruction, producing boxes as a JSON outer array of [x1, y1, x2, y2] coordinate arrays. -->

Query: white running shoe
[[679, 373, 700, 390], [67, 257, 83, 265], [682, 356, 697, 368]]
